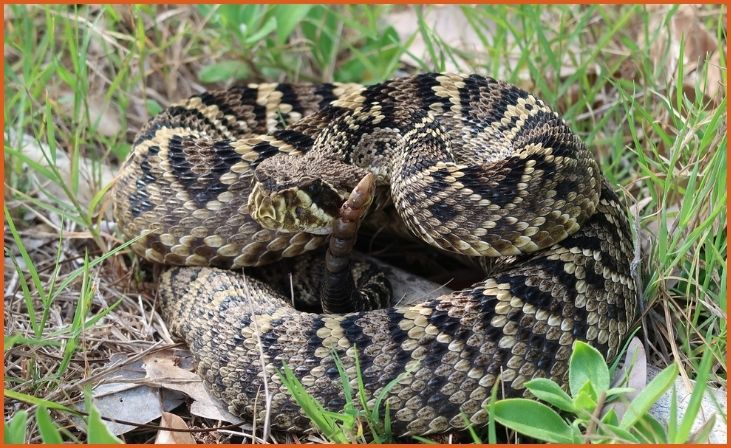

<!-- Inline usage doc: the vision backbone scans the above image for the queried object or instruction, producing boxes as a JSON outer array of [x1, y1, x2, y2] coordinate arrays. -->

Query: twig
[[241, 272, 273, 443], [583, 391, 607, 443]]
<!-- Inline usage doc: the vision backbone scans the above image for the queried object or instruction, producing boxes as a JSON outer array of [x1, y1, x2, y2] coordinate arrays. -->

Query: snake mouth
[[248, 181, 345, 234]]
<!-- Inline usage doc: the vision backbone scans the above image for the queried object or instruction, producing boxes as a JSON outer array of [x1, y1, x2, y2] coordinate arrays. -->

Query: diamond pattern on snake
[[112, 73, 639, 435]]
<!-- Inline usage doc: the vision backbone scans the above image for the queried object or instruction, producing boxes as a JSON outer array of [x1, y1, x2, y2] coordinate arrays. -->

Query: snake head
[[248, 153, 370, 234]]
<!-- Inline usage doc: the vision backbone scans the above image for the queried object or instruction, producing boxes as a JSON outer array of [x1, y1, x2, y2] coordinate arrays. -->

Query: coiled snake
[[113, 73, 638, 435]]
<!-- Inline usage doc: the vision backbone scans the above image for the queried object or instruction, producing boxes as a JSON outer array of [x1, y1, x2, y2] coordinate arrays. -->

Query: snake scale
[[113, 73, 638, 436]]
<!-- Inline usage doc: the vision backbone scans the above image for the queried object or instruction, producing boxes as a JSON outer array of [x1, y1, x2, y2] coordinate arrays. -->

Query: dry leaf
[[142, 351, 210, 403], [142, 351, 246, 425], [78, 355, 186, 436], [78, 349, 246, 435], [608, 337, 647, 420], [155, 412, 196, 444], [88, 387, 186, 436], [645, 5, 724, 105], [189, 401, 244, 425]]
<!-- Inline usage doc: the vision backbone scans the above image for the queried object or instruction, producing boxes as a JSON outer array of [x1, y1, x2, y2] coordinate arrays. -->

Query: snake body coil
[[113, 73, 638, 435]]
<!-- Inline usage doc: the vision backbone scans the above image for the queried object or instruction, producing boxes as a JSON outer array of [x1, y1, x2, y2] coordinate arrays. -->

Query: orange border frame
[[0, 1, 728, 447]]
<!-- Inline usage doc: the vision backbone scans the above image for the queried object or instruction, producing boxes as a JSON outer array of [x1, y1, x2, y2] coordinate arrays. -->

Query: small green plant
[[196, 4, 406, 83], [278, 364, 356, 443], [492, 340, 715, 444], [277, 341, 719, 444], [277, 350, 406, 443]]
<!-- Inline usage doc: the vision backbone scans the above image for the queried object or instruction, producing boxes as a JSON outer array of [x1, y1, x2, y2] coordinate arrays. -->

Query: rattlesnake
[[113, 73, 638, 435]]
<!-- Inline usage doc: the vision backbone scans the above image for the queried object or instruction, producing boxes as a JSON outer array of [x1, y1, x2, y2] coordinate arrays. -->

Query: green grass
[[4, 3, 726, 443]]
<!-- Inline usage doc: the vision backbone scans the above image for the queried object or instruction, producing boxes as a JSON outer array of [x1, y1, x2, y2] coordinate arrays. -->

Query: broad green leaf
[[4, 410, 28, 443], [631, 413, 668, 443], [524, 378, 575, 412], [570, 419, 583, 442], [493, 399, 575, 443], [199, 60, 249, 84], [598, 423, 640, 443], [35, 407, 63, 443], [569, 340, 610, 396], [620, 363, 678, 428], [572, 381, 598, 413]]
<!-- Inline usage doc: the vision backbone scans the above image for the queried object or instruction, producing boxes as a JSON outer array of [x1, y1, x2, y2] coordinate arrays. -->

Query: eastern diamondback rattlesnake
[[113, 73, 638, 435]]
